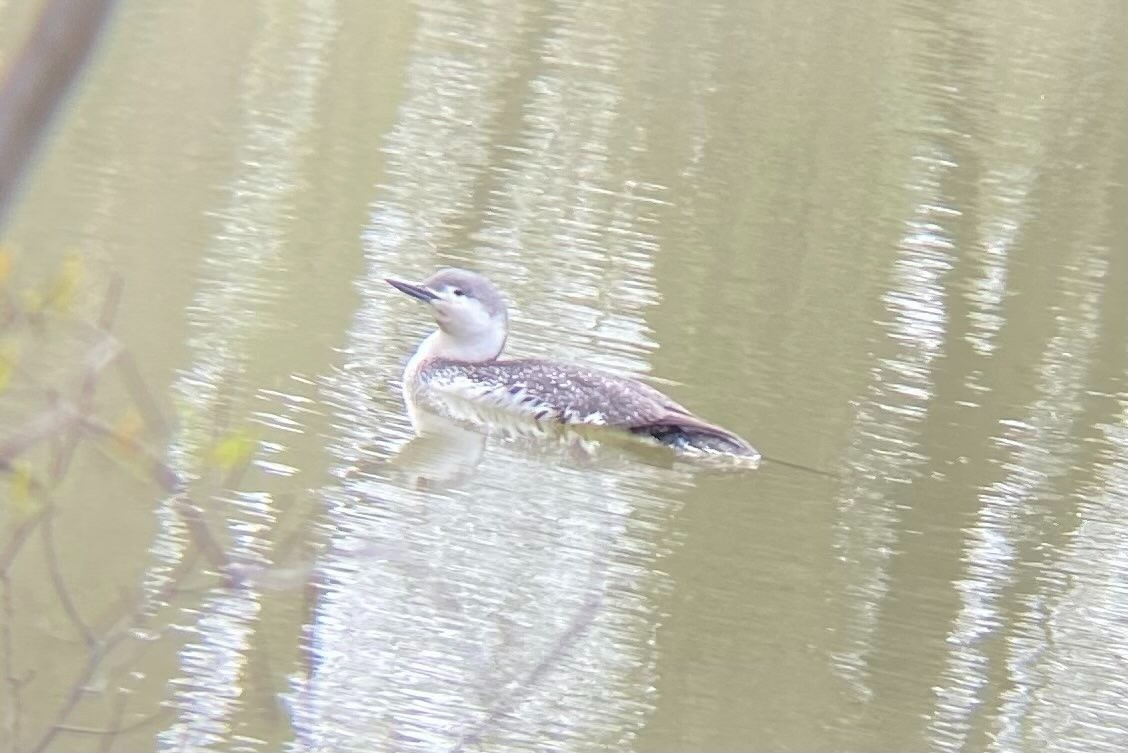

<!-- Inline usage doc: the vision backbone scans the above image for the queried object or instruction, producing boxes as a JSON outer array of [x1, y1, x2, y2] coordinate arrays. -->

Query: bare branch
[[0, 402, 78, 467], [41, 507, 97, 647], [28, 548, 201, 753], [0, 0, 120, 229], [450, 582, 605, 752]]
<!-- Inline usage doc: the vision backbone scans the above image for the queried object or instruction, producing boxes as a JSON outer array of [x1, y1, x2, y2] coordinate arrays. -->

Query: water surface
[[1, 0, 1125, 751]]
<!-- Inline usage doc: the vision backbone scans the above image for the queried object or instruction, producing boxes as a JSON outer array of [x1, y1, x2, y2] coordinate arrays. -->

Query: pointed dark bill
[[386, 277, 439, 302]]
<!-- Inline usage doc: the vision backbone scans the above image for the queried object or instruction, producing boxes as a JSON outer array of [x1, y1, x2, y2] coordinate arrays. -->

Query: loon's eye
[[452, 288, 466, 297]]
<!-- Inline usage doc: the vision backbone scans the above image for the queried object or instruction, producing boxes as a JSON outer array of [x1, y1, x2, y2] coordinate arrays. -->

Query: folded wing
[[419, 358, 759, 458]]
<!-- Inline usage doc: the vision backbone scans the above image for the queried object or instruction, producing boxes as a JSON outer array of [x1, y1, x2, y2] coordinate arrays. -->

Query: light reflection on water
[[149, 2, 340, 750], [291, 414, 692, 751], [824, 1, 1128, 750], [290, 0, 691, 749], [930, 250, 1107, 752], [830, 138, 955, 723], [0, 0, 1125, 751]]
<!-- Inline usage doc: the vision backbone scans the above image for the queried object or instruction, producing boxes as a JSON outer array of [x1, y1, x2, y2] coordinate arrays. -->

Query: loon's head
[[386, 268, 509, 361]]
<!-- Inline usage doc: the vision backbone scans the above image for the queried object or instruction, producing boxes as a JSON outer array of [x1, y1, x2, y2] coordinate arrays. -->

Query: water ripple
[[293, 1, 684, 751], [146, 2, 340, 750]]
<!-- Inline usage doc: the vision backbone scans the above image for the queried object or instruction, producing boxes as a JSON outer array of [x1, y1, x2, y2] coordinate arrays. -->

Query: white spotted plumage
[[388, 268, 760, 460]]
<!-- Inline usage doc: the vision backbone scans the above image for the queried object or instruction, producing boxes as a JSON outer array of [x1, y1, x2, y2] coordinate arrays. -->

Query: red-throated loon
[[386, 268, 760, 460]]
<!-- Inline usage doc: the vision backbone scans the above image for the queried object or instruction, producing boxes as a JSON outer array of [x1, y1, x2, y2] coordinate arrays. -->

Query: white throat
[[403, 327, 506, 398]]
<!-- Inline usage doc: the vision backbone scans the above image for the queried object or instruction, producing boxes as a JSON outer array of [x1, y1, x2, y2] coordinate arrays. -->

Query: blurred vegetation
[[0, 246, 298, 751]]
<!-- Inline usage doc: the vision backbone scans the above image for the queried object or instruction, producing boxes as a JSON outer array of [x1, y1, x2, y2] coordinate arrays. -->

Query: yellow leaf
[[6, 461, 42, 518], [45, 251, 84, 313], [210, 430, 257, 471], [109, 409, 145, 451]]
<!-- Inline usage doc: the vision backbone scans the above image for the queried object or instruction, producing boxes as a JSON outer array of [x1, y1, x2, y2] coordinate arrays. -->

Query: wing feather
[[418, 357, 758, 458]]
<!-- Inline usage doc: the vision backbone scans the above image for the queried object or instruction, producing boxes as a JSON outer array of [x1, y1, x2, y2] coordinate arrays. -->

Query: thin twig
[[1, 572, 24, 751], [98, 688, 126, 752], [51, 705, 167, 740], [52, 330, 123, 480], [449, 584, 605, 752], [114, 351, 171, 436], [73, 425, 230, 575], [29, 547, 201, 753], [77, 414, 182, 493], [0, 507, 47, 575], [109, 705, 169, 736], [41, 506, 97, 647], [0, 402, 78, 466]]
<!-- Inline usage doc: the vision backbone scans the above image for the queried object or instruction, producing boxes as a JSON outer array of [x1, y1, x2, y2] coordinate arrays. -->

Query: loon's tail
[[629, 414, 760, 460]]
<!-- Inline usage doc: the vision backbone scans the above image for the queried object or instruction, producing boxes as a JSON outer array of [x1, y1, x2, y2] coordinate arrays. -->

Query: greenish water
[[1, 0, 1125, 751]]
